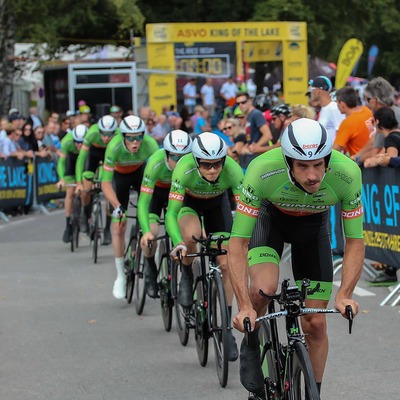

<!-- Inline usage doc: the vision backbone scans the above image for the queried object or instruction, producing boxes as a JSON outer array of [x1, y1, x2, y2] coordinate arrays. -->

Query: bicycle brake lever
[[345, 305, 353, 334]]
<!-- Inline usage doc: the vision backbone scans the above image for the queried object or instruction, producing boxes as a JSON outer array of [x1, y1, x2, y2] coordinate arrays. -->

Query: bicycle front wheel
[[194, 259, 208, 367], [124, 226, 137, 304], [289, 341, 320, 400], [173, 261, 190, 346], [134, 235, 147, 315], [158, 239, 173, 332], [92, 200, 101, 263], [210, 271, 229, 388]]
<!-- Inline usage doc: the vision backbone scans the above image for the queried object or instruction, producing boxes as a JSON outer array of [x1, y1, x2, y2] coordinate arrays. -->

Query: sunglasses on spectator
[[198, 160, 224, 170], [236, 99, 248, 105], [235, 115, 245, 119], [223, 126, 233, 131], [169, 153, 182, 162], [124, 134, 144, 142]]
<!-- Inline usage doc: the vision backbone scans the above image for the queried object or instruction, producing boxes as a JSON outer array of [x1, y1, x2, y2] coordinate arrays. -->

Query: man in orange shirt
[[334, 86, 373, 156]]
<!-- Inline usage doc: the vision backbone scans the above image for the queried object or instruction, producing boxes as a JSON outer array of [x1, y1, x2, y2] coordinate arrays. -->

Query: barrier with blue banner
[[362, 166, 400, 266], [0, 156, 64, 213]]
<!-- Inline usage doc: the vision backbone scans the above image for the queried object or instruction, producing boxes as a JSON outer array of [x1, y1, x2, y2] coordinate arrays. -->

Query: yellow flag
[[335, 38, 363, 89]]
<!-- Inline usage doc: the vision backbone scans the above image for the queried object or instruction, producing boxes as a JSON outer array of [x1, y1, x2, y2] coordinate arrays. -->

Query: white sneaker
[[113, 277, 127, 299]]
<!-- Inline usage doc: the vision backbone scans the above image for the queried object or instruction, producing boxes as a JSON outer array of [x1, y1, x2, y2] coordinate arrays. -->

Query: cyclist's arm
[[137, 168, 157, 234], [75, 144, 90, 183], [335, 237, 364, 316], [101, 146, 119, 209], [57, 152, 67, 179]]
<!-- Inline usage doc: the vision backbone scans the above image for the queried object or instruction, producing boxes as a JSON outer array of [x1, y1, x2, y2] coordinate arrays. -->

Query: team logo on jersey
[[342, 205, 363, 219], [260, 168, 285, 180], [237, 201, 259, 218]]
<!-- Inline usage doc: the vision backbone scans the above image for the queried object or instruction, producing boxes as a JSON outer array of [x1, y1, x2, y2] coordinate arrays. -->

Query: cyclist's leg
[[176, 206, 202, 307], [240, 201, 284, 395], [110, 171, 131, 299], [62, 181, 75, 242], [290, 210, 333, 392]]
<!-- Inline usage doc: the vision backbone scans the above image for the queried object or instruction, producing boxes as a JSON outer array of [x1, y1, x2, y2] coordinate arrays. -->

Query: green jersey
[[57, 132, 79, 179], [102, 134, 159, 181], [231, 148, 364, 239], [165, 154, 244, 246], [138, 149, 173, 234], [75, 123, 120, 182]]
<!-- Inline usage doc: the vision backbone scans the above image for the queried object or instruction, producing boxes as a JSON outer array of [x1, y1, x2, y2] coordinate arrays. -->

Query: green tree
[[0, 0, 144, 116]]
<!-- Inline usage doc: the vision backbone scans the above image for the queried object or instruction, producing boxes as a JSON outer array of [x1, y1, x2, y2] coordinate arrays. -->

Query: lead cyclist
[[228, 118, 365, 398]]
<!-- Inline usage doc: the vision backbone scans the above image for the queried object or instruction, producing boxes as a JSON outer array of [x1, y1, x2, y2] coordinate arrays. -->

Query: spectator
[[190, 105, 204, 132], [178, 106, 194, 134], [151, 114, 170, 145], [334, 86, 373, 157], [146, 118, 155, 135], [110, 105, 123, 125], [59, 115, 71, 140], [183, 78, 198, 115], [201, 78, 216, 122], [212, 118, 232, 146], [8, 113, 25, 130], [234, 107, 246, 129], [308, 75, 344, 141], [2, 129, 26, 160], [364, 107, 400, 167], [18, 122, 35, 158], [193, 108, 210, 135], [220, 76, 238, 108], [291, 104, 316, 120], [33, 125, 51, 158], [356, 77, 400, 163], [223, 118, 246, 162], [27, 106, 44, 129]]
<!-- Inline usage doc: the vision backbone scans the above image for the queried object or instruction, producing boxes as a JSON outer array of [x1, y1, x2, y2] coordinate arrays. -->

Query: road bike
[[244, 278, 353, 400], [174, 233, 232, 388]]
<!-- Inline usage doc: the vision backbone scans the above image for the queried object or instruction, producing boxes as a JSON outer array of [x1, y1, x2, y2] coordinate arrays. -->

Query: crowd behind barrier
[[1, 153, 400, 267]]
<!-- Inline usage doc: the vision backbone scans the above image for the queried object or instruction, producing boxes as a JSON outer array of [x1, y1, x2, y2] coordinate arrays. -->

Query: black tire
[[92, 200, 102, 264], [158, 240, 173, 332], [290, 341, 320, 400], [134, 234, 147, 315], [259, 320, 281, 399], [174, 261, 190, 346], [124, 223, 139, 304], [193, 259, 208, 367], [71, 196, 81, 251], [210, 271, 229, 388]]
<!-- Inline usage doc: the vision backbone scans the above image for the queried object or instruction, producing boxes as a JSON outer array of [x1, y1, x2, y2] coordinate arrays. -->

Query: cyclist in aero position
[[57, 124, 88, 243], [165, 132, 244, 360], [75, 115, 119, 244], [228, 118, 365, 398], [137, 130, 192, 298], [101, 115, 159, 299]]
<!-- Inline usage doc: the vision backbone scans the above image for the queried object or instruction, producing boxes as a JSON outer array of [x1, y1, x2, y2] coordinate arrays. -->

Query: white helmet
[[72, 124, 88, 142], [163, 130, 192, 155], [281, 118, 332, 168], [191, 132, 227, 165], [98, 115, 117, 134], [119, 115, 145, 136]]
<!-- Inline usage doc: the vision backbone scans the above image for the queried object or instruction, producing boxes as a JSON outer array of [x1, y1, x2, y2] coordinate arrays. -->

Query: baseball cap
[[8, 114, 23, 122], [110, 105, 121, 113], [79, 105, 91, 114], [308, 76, 333, 92], [66, 110, 76, 117], [8, 108, 19, 116]]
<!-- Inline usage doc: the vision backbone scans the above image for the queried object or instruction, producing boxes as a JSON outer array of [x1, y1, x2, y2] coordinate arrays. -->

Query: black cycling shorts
[[248, 200, 333, 299], [84, 145, 106, 174], [149, 186, 169, 217]]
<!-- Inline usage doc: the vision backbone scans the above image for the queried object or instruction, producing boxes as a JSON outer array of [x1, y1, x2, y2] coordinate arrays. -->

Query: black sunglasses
[[198, 160, 224, 170], [223, 126, 233, 131], [236, 99, 248, 105]]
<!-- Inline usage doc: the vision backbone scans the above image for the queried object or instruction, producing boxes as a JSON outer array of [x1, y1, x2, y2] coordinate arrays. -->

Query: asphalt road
[[0, 209, 399, 400]]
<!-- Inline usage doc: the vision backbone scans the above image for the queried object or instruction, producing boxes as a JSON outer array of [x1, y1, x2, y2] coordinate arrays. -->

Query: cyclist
[[228, 118, 365, 398], [57, 124, 88, 243], [101, 115, 159, 300], [165, 131, 244, 361], [137, 130, 192, 298], [75, 115, 118, 244]]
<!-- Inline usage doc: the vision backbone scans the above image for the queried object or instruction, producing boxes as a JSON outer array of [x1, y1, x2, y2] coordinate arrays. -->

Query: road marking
[[333, 281, 376, 297]]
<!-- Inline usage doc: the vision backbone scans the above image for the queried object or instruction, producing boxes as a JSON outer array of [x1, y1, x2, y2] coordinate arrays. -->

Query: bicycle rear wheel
[[210, 270, 229, 387], [173, 261, 190, 346], [134, 234, 147, 315], [194, 259, 209, 367], [158, 240, 173, 332], [290, 341, 320, 400], [124, 225, 138, 304]]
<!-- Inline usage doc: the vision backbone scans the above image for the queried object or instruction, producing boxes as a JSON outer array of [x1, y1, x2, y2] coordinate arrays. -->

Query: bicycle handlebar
[[185, 233, 229, 258]]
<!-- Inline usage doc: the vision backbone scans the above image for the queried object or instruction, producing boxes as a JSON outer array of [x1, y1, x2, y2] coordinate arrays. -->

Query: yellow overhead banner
[[146, 22, 306, 43], [335, 38, 364, 89], [243, 41, 283, 62]]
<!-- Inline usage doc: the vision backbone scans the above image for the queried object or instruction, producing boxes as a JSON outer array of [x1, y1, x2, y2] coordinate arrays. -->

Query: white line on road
[[333, 280, 376, 297]]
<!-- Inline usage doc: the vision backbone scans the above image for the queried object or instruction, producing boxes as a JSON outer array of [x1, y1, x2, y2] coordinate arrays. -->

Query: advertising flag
[[335, 38, 364, 89], [367, 45, 379, 78]]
